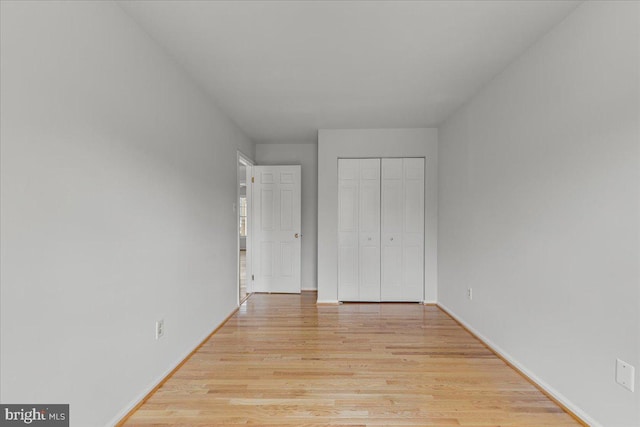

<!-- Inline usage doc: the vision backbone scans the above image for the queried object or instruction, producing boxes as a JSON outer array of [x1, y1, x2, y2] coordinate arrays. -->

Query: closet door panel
[[338, 159, 360, 301], [358, 159, 381, 301], [403, 237, 423, 298], [381, 244, 402, 299], [402, 158, 425, 301], [382, 159, 403, 232], [381, 159, 403, 300], [338, 245, 358, 300]]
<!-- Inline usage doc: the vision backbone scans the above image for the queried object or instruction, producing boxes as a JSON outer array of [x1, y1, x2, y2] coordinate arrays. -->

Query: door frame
[[237, 151, 254, 306]]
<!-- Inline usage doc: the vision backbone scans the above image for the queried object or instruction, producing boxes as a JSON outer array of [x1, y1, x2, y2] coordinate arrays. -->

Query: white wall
[[0, 2, 254, 426], [438, 2, 639, 426], [255, 143, 318, 290], [317, 129, 438, 303]]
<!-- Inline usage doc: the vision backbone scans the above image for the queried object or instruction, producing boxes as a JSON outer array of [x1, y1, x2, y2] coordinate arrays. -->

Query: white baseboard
[[110, 299, 596, 426], [301, 287, 318, 292], [107, 309, 237, 426], [422, 300, 437, 305], [437, 303, 598, 427]]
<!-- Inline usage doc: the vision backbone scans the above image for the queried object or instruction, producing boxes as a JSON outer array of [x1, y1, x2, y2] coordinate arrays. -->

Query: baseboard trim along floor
[[117, 293, 588, 426], [113, 304, 242, 426], [437, 303, 594, 427]]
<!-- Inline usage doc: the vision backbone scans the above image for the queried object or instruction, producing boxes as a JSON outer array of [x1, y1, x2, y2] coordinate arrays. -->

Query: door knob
[[295, 233, 299, 238]]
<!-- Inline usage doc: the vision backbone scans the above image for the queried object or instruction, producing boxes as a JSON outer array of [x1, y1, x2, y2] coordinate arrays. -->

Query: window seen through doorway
[[239, 196, 247, 237]]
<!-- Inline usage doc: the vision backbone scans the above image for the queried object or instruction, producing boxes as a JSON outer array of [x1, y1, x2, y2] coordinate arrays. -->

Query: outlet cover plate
[[616, 358, 635, 392], [155, 319, 164, 340]]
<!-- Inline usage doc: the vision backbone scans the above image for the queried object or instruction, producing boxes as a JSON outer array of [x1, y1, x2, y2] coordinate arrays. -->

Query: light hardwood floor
[[122, 292, 581, 426]]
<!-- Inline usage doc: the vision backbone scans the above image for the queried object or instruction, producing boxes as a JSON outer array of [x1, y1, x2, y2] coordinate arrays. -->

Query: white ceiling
[[120, 0, 580, 144]]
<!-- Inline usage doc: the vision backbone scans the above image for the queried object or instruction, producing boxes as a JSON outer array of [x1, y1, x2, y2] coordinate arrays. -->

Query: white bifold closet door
[[338, 159, 381, 301], [338, 157, 424, 302], [381, 158, 424, 301]]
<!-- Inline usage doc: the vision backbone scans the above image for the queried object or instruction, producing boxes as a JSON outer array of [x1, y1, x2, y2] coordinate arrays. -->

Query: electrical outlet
[[616, 359, 635, 392], [467, 288, 473, 300], [155, 319, 164, 340]]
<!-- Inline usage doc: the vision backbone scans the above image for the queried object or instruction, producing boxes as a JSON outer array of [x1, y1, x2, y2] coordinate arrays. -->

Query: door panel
[[401, 158, 424, 301], [253, 165, 301, 293], [381, 158, 424, 301], [338, 245, 358, 300], [404, 182, 424, 234], [338, 158, 381, 301], [338, 159, 360, 301], [382, 180, 402, 232], [280, 189, 293, 230], [280, 242, 293, 276], [260, 241, 273, 278], [358, 159, 380, 301], [339, 185, 358, 232], [403, 238, 423, 298], [381, 158, 403, 300], [359, 185, 379, 232], [280, 171, 295, 183], [261, 189, 274, 230], [382, 244, 402, 297]]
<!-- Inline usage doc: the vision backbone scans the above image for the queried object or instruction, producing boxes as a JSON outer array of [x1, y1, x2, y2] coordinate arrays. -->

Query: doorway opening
[[237, 152, 253, 305]]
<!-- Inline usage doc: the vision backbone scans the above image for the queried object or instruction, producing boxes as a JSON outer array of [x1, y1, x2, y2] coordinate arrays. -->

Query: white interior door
[[338, 158, 381, 301], [381, 158, 424, 301], [253, 165, 301, 293]]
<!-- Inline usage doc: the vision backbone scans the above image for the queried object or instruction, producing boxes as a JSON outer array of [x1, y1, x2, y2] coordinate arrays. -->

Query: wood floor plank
[[121, 292, 581, 426]]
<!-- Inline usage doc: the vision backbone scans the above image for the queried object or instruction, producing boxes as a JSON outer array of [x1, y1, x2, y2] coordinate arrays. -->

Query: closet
[[338, 157, 425, 302]]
